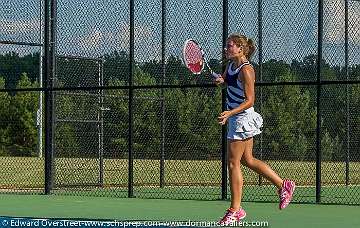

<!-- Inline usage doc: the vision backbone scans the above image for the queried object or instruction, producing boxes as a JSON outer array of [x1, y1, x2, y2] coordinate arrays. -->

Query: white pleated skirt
[[227, 108, 263, 140]]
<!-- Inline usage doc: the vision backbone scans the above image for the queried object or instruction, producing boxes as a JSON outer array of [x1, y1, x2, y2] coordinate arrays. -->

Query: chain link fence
[[0, 0, 43, 194], [0, 0, 360, 204]]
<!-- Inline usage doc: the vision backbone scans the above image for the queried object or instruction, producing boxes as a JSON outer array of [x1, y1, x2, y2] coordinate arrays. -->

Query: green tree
[[0, 52, 39, 90], [103, 50, 129, 84], [104, 67, 162, 159], [164, 86, 221, 160], [104, 78, 129, 158], [7, 73, 38, 156], [0, 77, 11, 156], [350, 84, 360, 161], [322, 131, 342, 161], [132, 68, 162, 158], [54, 87, 81, 157], [262, 67, 316, 160]]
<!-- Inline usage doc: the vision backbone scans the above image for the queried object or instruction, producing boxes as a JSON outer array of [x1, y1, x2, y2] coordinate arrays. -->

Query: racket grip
[[211, 72, 220, 79]]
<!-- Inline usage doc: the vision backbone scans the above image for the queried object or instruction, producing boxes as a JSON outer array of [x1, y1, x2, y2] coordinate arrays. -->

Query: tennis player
[[215, 34, 296, 225]]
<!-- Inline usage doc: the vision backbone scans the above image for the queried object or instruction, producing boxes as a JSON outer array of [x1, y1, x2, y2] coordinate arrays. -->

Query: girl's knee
[[242, 157, 256, 168], [228, 158, 240, 170]]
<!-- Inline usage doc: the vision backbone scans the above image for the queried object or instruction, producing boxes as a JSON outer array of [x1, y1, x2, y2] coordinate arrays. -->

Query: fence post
[[160, 0, 167, 189], [316, 0, 324, 203], [257, 0, 264, 187], [128, 0, 135, 198], [221, 0, 229, 200], [44, 0, 56, 195], [345, 0, 350, 186]]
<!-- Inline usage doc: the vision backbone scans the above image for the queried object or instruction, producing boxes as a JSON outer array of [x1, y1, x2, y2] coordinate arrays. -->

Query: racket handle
[[211, 72, 221, 79]]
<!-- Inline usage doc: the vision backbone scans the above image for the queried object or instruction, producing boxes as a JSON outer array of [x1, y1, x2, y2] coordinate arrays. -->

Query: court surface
[[0, 194, 359, 227]]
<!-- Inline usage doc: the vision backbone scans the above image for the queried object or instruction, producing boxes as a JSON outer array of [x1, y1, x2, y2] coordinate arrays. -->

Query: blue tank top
[[225, 61, 251, 111]]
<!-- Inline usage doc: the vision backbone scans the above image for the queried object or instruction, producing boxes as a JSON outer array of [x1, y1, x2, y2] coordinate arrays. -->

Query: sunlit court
[[0, 0, 360, 227]]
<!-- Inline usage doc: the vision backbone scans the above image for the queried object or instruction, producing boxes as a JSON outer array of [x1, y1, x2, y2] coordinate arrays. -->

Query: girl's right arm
[[214, 63, 229, 87]]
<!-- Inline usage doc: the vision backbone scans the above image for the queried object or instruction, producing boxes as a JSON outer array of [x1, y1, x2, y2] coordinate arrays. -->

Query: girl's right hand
[[214, 76, 225, 87]]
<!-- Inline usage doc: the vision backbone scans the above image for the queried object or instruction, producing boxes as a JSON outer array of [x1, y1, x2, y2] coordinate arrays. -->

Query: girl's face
[[225, 40, 242, 60]]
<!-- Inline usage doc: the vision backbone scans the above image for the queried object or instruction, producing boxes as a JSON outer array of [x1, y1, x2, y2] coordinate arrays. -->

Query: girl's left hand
[[218, 111, 232, 125]]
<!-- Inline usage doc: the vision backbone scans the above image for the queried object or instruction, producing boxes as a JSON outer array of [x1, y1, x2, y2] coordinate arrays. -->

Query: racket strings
[[185, 43, 203, 63], [184, 41, 204, 74]]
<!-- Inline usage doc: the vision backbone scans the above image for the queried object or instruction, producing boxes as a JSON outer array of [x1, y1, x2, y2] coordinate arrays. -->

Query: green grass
[[1, 157, 360, 204], [1, 157, 359, 187]]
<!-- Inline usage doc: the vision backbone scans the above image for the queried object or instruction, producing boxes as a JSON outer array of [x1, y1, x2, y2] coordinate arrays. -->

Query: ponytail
[[246, 38, 256, 59]]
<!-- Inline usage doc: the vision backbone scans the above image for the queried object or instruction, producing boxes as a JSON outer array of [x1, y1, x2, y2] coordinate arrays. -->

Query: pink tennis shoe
[[218, 208, 246, 226], [278, 180, 296, 210]]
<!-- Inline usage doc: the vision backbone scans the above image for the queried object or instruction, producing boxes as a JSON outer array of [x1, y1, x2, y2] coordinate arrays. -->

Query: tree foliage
[[0, 52, 359, 161]]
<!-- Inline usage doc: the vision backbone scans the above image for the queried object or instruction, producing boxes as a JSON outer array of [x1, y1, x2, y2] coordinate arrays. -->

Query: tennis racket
[[182, 39, 220, 79]]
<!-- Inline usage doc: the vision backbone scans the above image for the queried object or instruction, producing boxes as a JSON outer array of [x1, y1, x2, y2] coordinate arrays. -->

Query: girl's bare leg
[[228, 139, 246, 210], [241, 138, 283, 189]]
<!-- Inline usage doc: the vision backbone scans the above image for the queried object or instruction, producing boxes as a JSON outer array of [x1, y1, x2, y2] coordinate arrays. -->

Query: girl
[[215, 34, 295, 225]]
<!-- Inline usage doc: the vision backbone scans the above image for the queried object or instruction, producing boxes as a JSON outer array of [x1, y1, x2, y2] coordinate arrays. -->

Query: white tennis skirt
[[227, 108, 263, 140]]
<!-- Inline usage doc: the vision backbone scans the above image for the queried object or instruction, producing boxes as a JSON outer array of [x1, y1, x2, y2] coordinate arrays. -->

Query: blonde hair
[[227, 33, 256, 60]]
